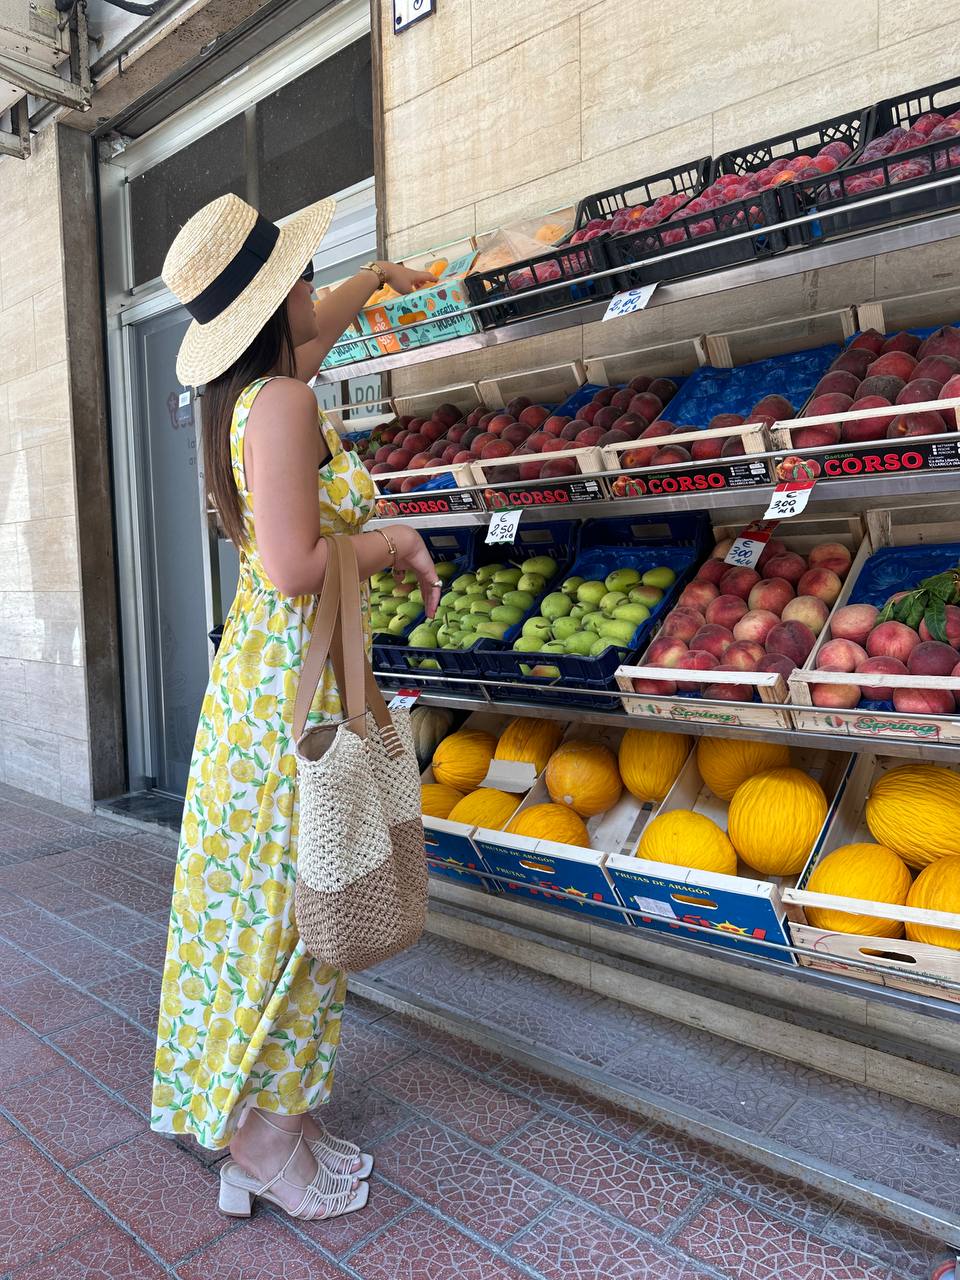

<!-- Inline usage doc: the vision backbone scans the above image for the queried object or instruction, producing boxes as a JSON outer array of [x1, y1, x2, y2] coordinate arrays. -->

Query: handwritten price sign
[[723, 519, 779, 570], [763, 478, 816, 521], [602, 283, 658, 322], [485, 509, 522, 545]]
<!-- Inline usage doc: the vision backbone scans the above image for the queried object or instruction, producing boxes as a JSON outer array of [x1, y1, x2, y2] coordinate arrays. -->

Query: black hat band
[[185, 215, 281, 325]]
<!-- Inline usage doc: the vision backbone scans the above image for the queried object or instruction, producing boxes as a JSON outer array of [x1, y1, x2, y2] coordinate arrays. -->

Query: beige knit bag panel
[[291, 535, 427, 971]]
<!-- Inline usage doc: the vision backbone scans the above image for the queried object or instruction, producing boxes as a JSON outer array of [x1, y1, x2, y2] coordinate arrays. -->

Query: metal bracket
[[0, 0, 91, 144], [0, 99, 31, 159]]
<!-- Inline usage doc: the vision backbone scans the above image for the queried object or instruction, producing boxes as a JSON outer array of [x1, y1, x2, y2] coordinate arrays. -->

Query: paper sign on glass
[[602, 283, 658, 322]]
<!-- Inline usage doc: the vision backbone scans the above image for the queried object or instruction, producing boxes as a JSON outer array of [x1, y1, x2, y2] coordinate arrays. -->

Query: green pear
[[408, 623, 438, 648], [561, 576, 585, 597], [597, 618, 636, 645], [464, 581, 485, 597], [613, 602, 650, 626], [519, 662, 532, 675], [451, 573, 474, 593], [476, 563, 500, 584], [476, 620, 509, 640], [435, 561, 457, 581], [503, 589, 535, 611], [522, 616, 552, 640], [564, 632, 597, 656], [541, 591, 573, 621], [517, 572, 546, 594], [493, 566, 523, 586], [491, 604, 524, 626], [470, 598, 495, 615], [370, 610, 391, 631], [396, 600, 422, 620], [630, 584, 663, 607], [589, 637, 609, 657], [570, 601, 592, 622], [409, 588, 424, 605], [485, 583, 510, 601], [642, 566, 677, 589], [552, 616, 580, 642], [380, 598, 401, 616], [583, 611, 605, 632], [418, 658, 441, 669], [576, 580, 606, 606], [371, 571, 392, 591], [392, 582, 414, 598], [451, 594, 472, 613], [522, 555, 557, 579], [402, 570, 417, 585], [605, 567, 640, 592], [460, 614, 480, 632], [600, 591, 627, 615], [514, 635, 545, 653], [541, 640, 567, 653], [528, 663, 560, 678]]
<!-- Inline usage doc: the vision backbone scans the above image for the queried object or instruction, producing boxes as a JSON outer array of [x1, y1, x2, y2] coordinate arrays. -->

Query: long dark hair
[[203, 302, 297, 550]]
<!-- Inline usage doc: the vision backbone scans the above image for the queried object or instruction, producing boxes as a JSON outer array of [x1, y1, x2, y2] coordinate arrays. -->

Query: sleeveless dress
[[150, 376, 377, 1150]]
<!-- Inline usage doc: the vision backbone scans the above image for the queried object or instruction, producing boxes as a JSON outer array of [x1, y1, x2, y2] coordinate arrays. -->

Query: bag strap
[[292, 537, 341, 744]]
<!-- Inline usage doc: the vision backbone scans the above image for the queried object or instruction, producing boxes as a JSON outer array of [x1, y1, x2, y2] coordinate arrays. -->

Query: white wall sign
[[394, 0, 435, 33]]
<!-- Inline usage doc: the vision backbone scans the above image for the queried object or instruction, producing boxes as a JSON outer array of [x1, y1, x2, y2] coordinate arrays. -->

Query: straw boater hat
[[162, 192, 336, 386]]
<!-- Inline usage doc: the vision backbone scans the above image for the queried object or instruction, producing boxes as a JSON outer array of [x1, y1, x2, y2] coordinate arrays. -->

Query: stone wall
[[379, 0, 960, 392]]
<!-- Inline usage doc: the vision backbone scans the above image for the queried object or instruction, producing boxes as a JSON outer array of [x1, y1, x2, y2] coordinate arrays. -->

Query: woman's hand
[[380, 262, 438, 295], [393, 525, 442, 619]]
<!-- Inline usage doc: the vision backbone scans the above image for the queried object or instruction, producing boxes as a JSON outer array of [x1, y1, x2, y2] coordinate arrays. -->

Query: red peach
[[758, 654, 797, 680], [814, 370, 862, 399], [829, 603, 879, 645], [721, 435, 746, 458], [675, 649, 719, 691], [691, 624, 735, 659], [575, 425, 606, 448], [441, 444, 460, 464], [541, 458, 578, 478], [629, 392, 663, 421], [526, 432, 550, 452], [631, 677, 678, 695], [420, 420, 446, 442], [866, 621, 921, 662], [627, 375, 652, 393], [937, 373, 960, 429], [703, 672, 754, 702], [385, 448, 412, 470], [708, 413, 746, 431], [720, 567, 762, 600], [434, 403, 462, 427], [374, 444, 394, 465], [705, 595, 749, 630], [757, 538, 787, 569], [893, 687, 955, 715], [734, 610, 781, 645], [858, 375, 907, 402], [725, 640, 765, 671], [690, 434, 724, 461], [882, 331, 922, 356], [797, 568, 842, 605], [403, 432, 430, 453], [695, 559, 729, 587], [794, 424, 841, 449], [806, 392, 853, 419], [452, 450, 475, 465], [919, 604, 960, 646], [807, 542, 852, 578], [751, 394, 795, 420], [519, 404, 550, 429], [781, 595, 829, 635], [843, 396, 892, 443], [762, 552, 807, 585], [470, 432, 497, 456], [918, 326, 960, 363], [518, 458, 544, 480], [866, 350, 917, 382], [480, 439, 514, 460], [542, 415, 571, 437], [612, 413, 647, 437], [895, 378, 944, 407], [766, 621, 817, 664], [849, 329, 886, 354], [502, 423, 533, 447], [506, 396, 532, 417], [907, 640, 960, 676], [599, 429, 635, 447], [648, 377, 678, 403], [855, 656, 907, 699], [812, 683, 862, 709], [610, 388, 635, 413], [913, 355, 960, 386], [651, 444, 692, 465], [646, 637, 688, 667], [816, 638, 868, 672], [833, 348, 874, 377], [590, 387, 617, 406], [679, 582, 720, 613], [748, 577, 795, 616], [662, 608, 707, 644], [592, 406, 621, 432], [887, 410, 947, 438]]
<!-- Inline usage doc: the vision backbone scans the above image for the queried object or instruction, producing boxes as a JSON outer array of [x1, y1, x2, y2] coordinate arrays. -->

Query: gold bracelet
[[362, 261, 388, 289], [377, 527, 398, 571]]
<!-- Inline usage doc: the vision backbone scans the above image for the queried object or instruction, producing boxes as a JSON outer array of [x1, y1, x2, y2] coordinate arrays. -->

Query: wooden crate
[[789, 502, 960, 744], [615, 512, 867, 731], [583, 337, 707, 385], [600, 420, 772, 490], [478, 360, 586, 409], [392, 379, 484, 420], [605, 743, 853, 962], [782, 752, 960, 1002]]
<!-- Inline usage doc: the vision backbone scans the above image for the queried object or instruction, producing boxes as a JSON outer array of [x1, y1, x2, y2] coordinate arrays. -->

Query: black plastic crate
[[713, 102, 876, 249], [572, 156, 711, 232], [785, 75, 960, 241], [465, 237, 614, 329]]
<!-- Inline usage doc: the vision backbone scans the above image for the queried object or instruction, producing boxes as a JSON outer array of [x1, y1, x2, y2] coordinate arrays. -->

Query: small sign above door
[[394, 0, 435, 33]]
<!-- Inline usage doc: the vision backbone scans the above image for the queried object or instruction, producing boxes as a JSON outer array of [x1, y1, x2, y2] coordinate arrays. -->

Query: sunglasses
[[301, 261, 315, 285]]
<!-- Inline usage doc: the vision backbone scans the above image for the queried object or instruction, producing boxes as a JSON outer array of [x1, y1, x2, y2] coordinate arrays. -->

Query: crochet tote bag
[[292, 534, 427, 971]]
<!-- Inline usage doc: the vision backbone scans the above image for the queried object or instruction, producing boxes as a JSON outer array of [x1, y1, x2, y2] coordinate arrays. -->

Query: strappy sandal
[[219, 1124, 369, 1221], [307, 1116, 374, 1179]]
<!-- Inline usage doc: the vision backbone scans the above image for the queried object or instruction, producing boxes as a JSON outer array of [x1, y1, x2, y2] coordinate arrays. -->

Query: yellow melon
[[865, 764, 960, 868], [420, 783, 464, 820], [506, 803, 591, 848], [805, 843, 912, 937], [494, 718, 565, 774], [905, 856, 960, 949], [727, 768, 828, 876], [635, 809, 737, 876], [545, 739, 622, 816], [432, 730, 496, 791], [696, 737, 791, 802], [447, 788, 519, 831], [617, 729, 690, 803]]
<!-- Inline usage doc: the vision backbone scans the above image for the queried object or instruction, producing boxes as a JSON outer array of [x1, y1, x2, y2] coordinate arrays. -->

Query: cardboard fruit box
[[788, 503, 960, 744], [360, 250, 480, 355], [782, 753, 960, 1003], [605, 742, 853, 962], [615, 513, 867, 731]]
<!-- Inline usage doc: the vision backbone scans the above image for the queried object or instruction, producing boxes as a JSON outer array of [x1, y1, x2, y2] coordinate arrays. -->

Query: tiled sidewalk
[[0, 785, 949, 1280]]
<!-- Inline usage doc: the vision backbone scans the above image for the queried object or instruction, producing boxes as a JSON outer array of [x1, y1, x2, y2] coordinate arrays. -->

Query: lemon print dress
[[151, 376, 376, 1150]]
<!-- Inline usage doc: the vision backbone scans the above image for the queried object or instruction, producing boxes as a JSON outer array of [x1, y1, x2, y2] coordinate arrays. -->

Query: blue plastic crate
[[371, 525, 476, 665], [662, 345, 840, 429]]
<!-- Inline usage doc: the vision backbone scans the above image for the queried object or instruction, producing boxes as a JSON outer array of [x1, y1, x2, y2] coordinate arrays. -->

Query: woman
[[151, 192, 440, 1223]]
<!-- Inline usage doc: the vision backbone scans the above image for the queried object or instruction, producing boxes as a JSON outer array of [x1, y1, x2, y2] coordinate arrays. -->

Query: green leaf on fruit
[[924, 596, 948, 644]]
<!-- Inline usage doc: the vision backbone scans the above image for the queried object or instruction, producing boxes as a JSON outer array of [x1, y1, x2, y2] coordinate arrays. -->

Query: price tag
[[724, 519, 780, 569], [631, 895, 677, 919], [485, 509, 522, 545], [388, 688, 420, 710], [763, 478, 816, 521], [178, 391, 191, 408], [602, 282, 658, 322]]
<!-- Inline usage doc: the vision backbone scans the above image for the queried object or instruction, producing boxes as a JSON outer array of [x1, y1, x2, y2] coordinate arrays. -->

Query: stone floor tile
[[317, 1081, 411, 1152], [0, 938, 47, 985], [49, 1011, 155, 1090], [34, 936, 140, 988], [678, 1195, 894, 1280], [500, 1113, 702, 1236], [379, 1011, 507, 1074], [0, 972, 106, 1035], [115, 931, 168, 973], [0, 1011, 64, 1086], [334, 1020, 416, 1083], [373, 1120, 556, 1243], [4, 1062, 144, 1168], [487, 1059, 642, 1143], [73, 1133, 225, 1265], [174, 1214, 348, 1279], [88, 967, 160, 1030], [16, 883, 108, 916], [7, 1220, 167, 1278], [348, 1207, 524, 1280], [824, 1203, 948, 1277], [0, 908, 88, 952], [71, 905, 168, 947], [375, 1052, 540, 1145], [509, 1199, 715, 1280], [0, 1137, 98, 1269]]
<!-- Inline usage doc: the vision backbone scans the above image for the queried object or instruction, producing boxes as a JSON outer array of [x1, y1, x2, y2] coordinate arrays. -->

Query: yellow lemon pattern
[[150, 377, 375, 1150]]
